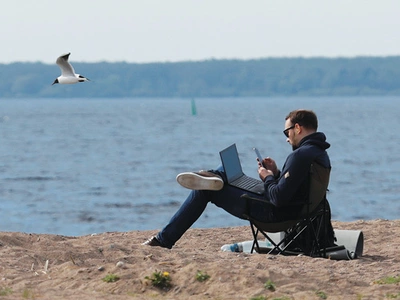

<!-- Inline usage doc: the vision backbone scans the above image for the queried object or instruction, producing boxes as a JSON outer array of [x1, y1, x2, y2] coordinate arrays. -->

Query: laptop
[[219, 143, 265, 195]]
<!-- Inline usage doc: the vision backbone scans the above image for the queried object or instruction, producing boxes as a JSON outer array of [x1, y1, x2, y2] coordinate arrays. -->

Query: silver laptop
[[219, 144, 265, 195]]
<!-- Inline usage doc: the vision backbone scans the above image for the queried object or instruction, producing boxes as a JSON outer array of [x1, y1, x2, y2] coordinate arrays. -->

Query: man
[[143, 109, 332, 249]]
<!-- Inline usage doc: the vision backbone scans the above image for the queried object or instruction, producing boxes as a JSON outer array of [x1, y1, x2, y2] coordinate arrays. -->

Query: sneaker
[[176, 170, 223, 191], [141, 236, 171, 249]]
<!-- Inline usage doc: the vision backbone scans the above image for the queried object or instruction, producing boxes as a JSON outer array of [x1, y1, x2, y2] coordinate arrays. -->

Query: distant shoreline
[[2, 57, 400, 98]]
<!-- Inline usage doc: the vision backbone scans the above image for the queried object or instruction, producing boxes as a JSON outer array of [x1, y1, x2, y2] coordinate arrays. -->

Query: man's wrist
[[262, 171, 274, 182]]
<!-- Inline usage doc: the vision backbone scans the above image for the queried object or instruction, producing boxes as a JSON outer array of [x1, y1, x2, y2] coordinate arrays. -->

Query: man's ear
[[295, 123, 302, 134]]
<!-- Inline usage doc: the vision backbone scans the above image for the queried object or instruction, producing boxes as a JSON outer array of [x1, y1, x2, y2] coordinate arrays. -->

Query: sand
[[0, 219, 399, 299]]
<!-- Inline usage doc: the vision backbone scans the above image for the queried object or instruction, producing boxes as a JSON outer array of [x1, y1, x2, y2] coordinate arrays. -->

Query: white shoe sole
[[176, 172, 223, 191]]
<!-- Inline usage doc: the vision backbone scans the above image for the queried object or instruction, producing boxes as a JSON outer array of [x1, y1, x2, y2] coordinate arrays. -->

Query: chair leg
[[249, 222, 259, 254], [322, 199, 327, 257], [257, 228, 289, 255], [247, 205, 331, 257], [308, 205, 329, 258], [250, 222, 281, 254], [307, 212, 330, 258]]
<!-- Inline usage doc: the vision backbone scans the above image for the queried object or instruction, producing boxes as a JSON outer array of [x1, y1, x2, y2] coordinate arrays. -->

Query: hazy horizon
[[2, 0, 400, 64]]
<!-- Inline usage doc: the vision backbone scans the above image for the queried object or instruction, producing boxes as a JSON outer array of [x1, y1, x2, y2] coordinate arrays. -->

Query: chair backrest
[[245, 162, 333, 255], [300, 162, 331, 215]]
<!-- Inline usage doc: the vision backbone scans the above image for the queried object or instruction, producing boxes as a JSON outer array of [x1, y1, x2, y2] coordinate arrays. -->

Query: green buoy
[[191, 98, 197, 116]]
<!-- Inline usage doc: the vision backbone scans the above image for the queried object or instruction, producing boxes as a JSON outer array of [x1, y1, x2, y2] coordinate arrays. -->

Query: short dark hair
[[285, 109, 318, 131]]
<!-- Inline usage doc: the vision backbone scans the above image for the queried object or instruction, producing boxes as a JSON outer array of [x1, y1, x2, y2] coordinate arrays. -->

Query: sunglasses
[[283, 125, 295, 137]]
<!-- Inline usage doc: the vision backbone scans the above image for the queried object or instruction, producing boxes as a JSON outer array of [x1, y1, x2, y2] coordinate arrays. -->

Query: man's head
[[284, 109, 318, 150]]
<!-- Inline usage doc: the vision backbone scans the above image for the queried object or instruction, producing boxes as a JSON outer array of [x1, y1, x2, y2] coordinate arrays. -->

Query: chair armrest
[[240, 193, 273, 205], [240, 194, 307, 208]]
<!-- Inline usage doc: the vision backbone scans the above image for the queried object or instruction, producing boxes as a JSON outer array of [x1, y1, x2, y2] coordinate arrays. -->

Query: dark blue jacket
[[264, 132, 331, 220]]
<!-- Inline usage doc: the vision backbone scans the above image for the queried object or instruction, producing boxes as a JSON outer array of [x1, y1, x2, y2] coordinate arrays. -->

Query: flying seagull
[[52, 53, 90, 85]]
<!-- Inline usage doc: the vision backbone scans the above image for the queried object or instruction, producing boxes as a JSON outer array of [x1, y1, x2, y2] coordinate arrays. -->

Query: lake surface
[[0, 97, 399, 236]]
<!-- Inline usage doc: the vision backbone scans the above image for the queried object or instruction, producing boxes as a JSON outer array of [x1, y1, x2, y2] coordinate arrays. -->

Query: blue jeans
[[156, 167, 274, 248]]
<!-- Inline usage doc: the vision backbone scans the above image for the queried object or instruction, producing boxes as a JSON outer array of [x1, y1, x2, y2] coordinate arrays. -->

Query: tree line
[[1, 56, 400, 98]]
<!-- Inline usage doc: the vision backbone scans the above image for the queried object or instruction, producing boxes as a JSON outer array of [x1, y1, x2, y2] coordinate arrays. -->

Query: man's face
[[284, 119, 298, 150]]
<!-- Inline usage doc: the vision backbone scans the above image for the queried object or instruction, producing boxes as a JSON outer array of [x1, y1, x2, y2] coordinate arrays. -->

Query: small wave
[[87, 187, 107, 196], [77, 212, 96, 223], [351, 214, 371, 220], [103, 201, 180, 210], [134, 201, 181, 209], [104, 202, 133, 209], [4, 176, 60, 181]]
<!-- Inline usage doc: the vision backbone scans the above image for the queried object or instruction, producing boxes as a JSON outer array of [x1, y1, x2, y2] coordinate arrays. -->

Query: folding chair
[[241, 162, 337, 257]]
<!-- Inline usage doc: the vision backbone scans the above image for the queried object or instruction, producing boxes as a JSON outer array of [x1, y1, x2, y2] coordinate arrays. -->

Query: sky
[[2, 0, 400, 64]]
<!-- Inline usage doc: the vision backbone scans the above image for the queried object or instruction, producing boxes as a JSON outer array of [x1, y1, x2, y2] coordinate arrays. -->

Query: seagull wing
[[56, 53, 76, 76]]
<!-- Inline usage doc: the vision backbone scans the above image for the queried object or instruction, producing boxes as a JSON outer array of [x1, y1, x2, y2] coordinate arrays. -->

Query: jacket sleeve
[[263, 151, 312, 207]]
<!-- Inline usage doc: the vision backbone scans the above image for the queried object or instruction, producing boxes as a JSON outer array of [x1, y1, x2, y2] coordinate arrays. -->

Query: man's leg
[[155, 189, 211, 248], [143, 166, 271, 248], [154, 183, 263, 248]]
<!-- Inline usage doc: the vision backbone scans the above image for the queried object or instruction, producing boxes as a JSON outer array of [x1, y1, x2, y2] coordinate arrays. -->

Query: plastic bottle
[[220, 243, 243, 252], [220, 241, 255, 253], [220, 240, 273, 253]]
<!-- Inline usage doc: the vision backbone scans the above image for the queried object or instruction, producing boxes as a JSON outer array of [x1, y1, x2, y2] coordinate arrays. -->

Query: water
[[0, 97, 399, 236]]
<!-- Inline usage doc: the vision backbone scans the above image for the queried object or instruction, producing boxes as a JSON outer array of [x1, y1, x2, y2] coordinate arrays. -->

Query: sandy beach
[[0, 219, 399, 299]]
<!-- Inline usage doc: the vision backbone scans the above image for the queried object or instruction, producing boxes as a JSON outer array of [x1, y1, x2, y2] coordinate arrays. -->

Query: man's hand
[[260, 157, 278, 176], [257, 162, 274, 181]]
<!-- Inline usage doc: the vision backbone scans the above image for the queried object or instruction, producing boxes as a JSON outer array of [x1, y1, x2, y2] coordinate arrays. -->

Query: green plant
[[22, 289, 34, 299], [145, 271, 172, 289], [250, 296, 267, 300], [375, 275, 400, 285], [0, 287, 12, 296], [264, 279, 276, 291], [102, 273, 120, 283], [386, 292, 400, 299], [196, 270, 210, 282], [316, 290, 327, 299]]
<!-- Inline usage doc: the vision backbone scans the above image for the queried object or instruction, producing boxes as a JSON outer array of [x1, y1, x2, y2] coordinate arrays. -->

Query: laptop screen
[[219, 144, 244, 182]]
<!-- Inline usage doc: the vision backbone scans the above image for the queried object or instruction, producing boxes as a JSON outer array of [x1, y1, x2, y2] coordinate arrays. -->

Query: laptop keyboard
[[232, 175, 263, 189]]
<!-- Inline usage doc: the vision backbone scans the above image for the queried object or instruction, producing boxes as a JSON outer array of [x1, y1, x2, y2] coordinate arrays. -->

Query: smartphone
[[252, 147, 264, 167]]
